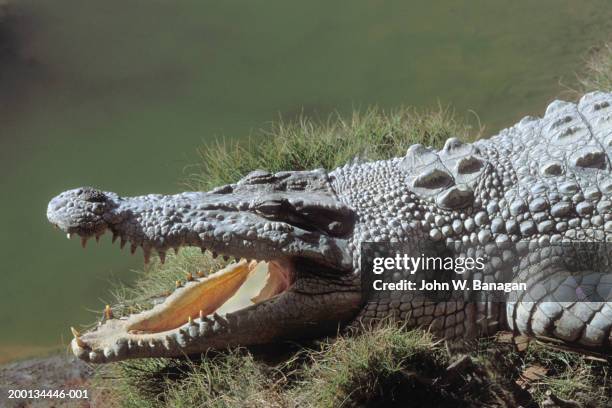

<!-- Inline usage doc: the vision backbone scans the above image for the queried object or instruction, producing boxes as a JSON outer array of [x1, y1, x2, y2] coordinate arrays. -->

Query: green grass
[[186, 105, 479, 191], [91, 68, 612, 407]]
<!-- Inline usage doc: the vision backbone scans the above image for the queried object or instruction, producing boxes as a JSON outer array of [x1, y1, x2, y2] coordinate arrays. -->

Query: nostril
[[79, 187, 107, 203]]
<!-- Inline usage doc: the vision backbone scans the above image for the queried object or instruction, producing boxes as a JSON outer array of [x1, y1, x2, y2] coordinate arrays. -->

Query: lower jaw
[[70, 258, 296, 362]]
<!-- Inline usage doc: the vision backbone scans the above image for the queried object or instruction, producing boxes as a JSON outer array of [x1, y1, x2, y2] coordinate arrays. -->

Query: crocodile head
[[47, 169, 361, 363]]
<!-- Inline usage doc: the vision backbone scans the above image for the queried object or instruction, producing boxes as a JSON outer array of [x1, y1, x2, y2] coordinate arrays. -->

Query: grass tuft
[[291, 325, 444, 407], [186, 106, 480, 191]]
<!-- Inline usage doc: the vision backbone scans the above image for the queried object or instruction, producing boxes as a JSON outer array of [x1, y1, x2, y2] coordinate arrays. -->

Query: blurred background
[[1, 0, 611, 363]]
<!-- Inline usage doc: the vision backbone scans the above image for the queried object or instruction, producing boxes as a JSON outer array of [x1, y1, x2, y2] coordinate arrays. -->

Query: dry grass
[[576, 43, 612, 94]]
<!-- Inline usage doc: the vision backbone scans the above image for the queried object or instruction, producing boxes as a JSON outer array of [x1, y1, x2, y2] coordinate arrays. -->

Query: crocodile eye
[[254, 200, 286, 216]]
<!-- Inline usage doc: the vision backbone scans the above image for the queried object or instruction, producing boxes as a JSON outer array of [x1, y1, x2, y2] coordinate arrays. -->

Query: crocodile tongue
[[128, 260, 258, 333]]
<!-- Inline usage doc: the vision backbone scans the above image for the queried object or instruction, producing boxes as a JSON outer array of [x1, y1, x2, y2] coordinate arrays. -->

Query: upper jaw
[[48, 184, 356, 270]]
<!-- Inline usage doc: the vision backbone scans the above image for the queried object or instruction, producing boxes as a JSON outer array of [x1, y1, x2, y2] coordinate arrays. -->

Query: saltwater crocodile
[[47, 91, 612, 363]]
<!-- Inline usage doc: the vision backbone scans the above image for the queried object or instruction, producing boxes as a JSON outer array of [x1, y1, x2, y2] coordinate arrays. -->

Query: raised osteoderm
[[48, 92, 612, 363]]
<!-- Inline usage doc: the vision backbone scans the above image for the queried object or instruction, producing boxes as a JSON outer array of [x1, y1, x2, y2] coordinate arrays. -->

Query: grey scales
[[47, 91, 612, 363]]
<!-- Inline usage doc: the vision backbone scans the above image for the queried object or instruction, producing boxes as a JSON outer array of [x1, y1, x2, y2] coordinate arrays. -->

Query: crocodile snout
[[47, 187, 118, 238]]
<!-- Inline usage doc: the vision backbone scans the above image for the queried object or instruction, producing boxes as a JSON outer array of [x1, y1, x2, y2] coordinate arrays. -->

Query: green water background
[[0, 0, 611, 360]]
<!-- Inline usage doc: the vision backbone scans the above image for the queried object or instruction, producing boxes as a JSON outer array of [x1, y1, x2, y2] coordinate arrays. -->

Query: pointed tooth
[[196, 271, 205, 278], [158, 250, 166, 264], [199, 310, 204, 320], [201, 247, 206, 254], [54, 224, 59, 230], [95, 234, 101, 243], [212, 251, 218, 259], [130, 244, 138, 255], [186, 272, 194, 282], [175, 280, 182, 288], [173, 246, 180, 255], [80, 237, 88, 248], [112, 233, 119, 244], [188, 316, 193, 325], [223, 255, 229, 262], [70, 327, 81, 338], [70, 328, 89, 349], [104, 305, 113, 320], [66, 233, 73, 240], [120, 237, 127, 249]]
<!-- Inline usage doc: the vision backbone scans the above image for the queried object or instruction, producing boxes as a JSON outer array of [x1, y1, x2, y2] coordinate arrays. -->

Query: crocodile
[[47, 91, 612, 363]]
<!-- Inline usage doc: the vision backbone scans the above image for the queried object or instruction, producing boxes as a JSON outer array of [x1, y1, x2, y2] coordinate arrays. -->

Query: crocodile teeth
[[120, 237, 127, 249], [130, 243, 137, 254], [158, 250, 166, 264], [71, 327, 88, 348], [112, 233, 119, 244], [104, 305, 113, 320], [66, 233, 72, 240], [81, 237, 88, 248]]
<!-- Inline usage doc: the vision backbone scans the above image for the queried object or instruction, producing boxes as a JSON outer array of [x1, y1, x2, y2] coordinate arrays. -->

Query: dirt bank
[[0, 353, 93, 407]]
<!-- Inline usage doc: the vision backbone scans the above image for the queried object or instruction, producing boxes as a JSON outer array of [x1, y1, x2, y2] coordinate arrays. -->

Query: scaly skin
[[48, 91, 612, 363]]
